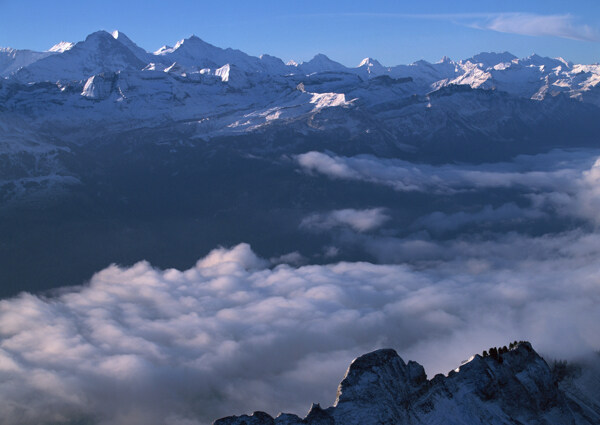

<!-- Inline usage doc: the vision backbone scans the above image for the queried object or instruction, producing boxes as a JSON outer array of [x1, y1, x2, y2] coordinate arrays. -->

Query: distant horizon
[[1, 0, 599, 67], [3, 28, 598, 68]]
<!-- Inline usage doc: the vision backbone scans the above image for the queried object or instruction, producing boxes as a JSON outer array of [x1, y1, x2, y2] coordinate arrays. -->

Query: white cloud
[[296, 150, 589, 194], [301, 208, 390, 232], [295, 12, 599, 42], [0, 240, 599, 424], [297, 149, 600, 226], [480, 13, 599, 42]]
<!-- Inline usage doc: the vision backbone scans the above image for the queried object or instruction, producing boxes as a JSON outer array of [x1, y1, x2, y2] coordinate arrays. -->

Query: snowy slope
[[294, 54, 349, 74], [13, 30, 146, 82], [154, 35, 289, 74], [48, 41, 74, 53], [356, 57, 389, 77], [111, 30, 151, 63], [0, 48, 53, 77]]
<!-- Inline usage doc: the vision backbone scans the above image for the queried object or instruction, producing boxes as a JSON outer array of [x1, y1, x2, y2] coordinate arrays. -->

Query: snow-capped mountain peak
[[154, 45, 173, 55], [174, 34, 203, 49], [153, 35, 270, 73], [13, 30, 145, 82], [358, 57, 389, 77], [84, 30, 116, 44], [162, 34, 216, 55], [111, 29, 149, 62], [556, 57, 573, 68], [152, 35, 211, 57], [111, 30, 134, 43], [519, 53, 572, 70], [298, 53, 348, 74], [258, 53, 287, 74], [48, 41, 74, 53], [0, 47, 53, 77], [358, 57, 380, 67]]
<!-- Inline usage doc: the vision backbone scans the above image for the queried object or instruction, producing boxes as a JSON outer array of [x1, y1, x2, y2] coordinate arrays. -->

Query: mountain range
[[2, 30, 600, 200]]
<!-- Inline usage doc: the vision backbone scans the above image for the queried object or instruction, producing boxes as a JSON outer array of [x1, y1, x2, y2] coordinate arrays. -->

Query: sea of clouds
[[1, 149, 600, 424]]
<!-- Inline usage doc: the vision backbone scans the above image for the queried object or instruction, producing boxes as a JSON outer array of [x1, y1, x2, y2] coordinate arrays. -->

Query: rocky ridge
[[214, 342, 600, 425]]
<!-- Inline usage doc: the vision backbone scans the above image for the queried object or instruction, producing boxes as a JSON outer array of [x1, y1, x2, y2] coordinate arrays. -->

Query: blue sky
[[1, 0, 599, 65]]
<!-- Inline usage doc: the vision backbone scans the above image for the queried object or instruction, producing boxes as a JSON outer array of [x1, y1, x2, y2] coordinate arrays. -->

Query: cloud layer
[[3, 150, 600, 424], [296, 149, 600, 226], [1, 238, 599, 425], [296, 150, 591, 193]]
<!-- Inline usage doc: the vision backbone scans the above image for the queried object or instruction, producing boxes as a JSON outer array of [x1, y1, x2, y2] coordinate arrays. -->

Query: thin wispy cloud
[[300, 208, 390, 233], [475, 13, 600, 42], [294, 12, 599, 42]]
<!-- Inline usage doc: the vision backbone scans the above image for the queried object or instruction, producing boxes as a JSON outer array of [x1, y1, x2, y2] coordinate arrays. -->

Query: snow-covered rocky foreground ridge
[[216, 342, 600, 425]]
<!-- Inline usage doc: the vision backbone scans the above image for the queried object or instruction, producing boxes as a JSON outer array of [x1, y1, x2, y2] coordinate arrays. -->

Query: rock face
[[214, 342, 600, 425]]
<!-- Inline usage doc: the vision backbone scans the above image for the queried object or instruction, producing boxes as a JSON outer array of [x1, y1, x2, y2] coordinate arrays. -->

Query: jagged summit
[[154, 45, 173, 55], [176, 34, 209, 49], [154, 34, 214, 56], [346, 348, 398, 369], [0, 47, 53, 77], [12, 30, 145, 82], [111, 30, 149, 61], [151, 34, 278, 73], [357, 57, 388, 77], [311, 53, 335, 61], [412, 59, 432, 66], [48, 41, 74, 53], [358, 57, 383, 67], [83, 29, 114, 43], [258, 54, 287, 73], [298, 53, 347, 74], [214, 341, 600, 425], [519, 53, 572, 70]]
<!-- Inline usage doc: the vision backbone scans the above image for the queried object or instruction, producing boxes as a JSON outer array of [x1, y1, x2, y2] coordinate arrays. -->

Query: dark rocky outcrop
[[214, 342, 600, 425]]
